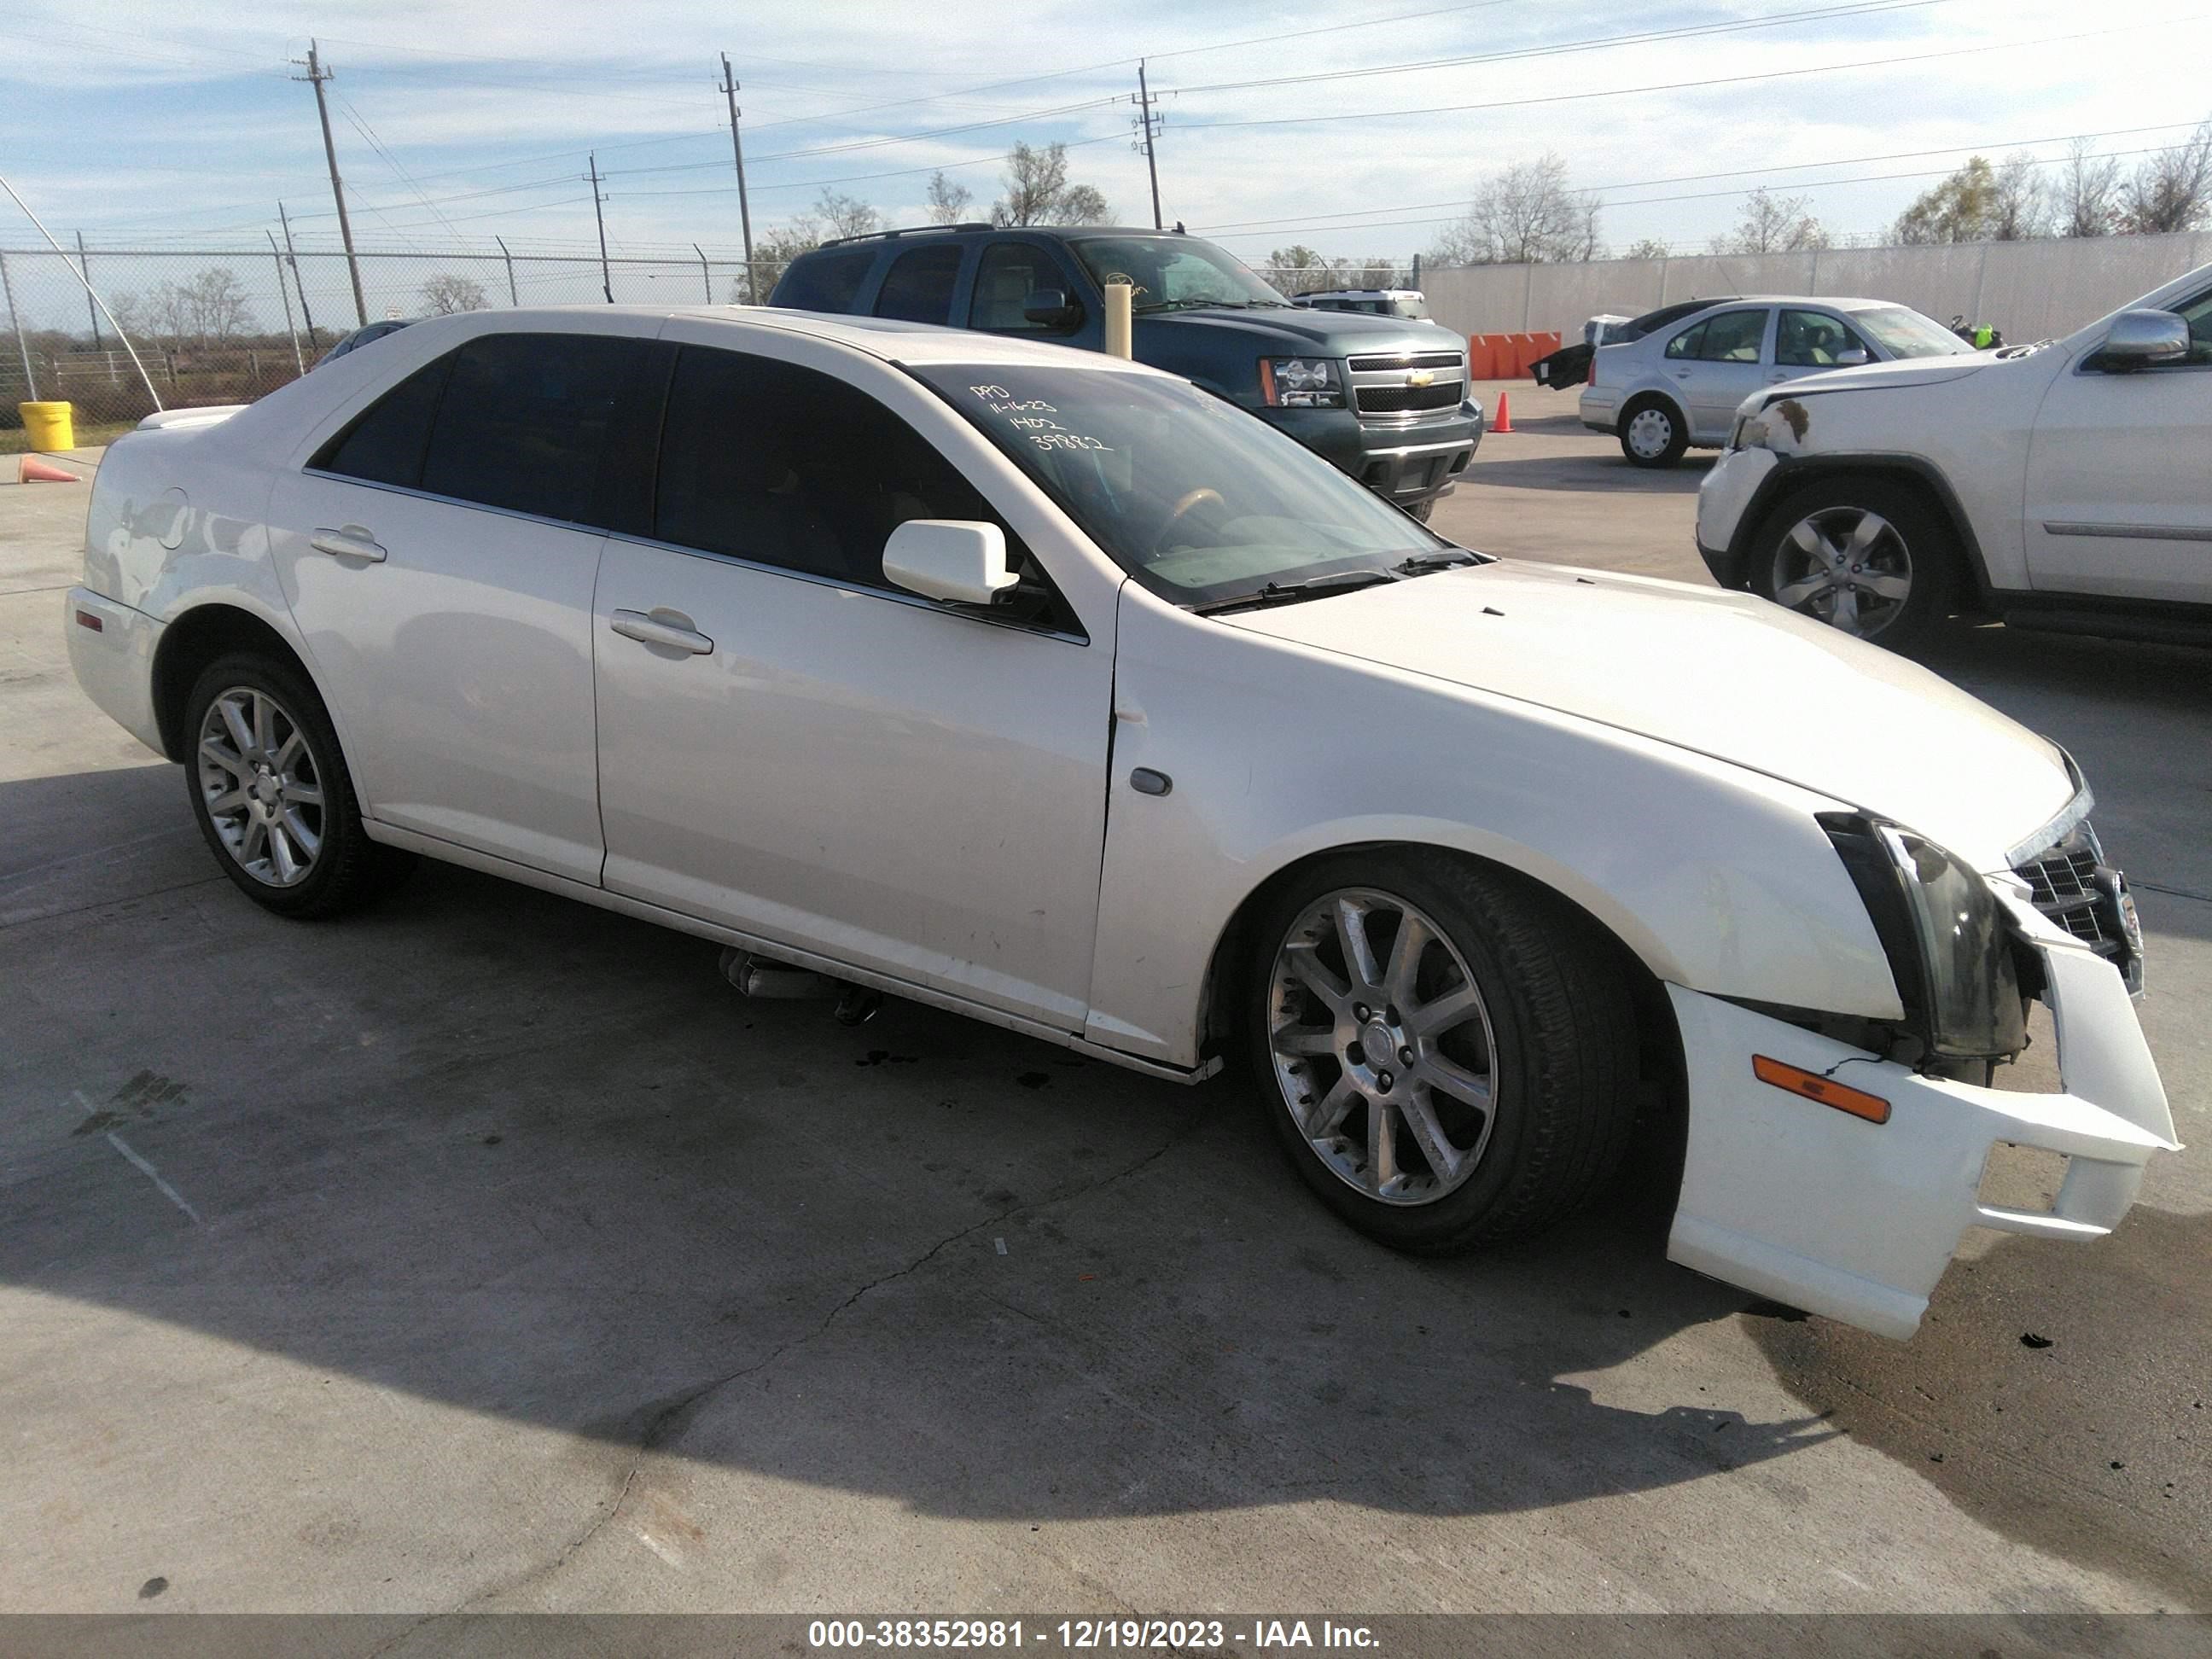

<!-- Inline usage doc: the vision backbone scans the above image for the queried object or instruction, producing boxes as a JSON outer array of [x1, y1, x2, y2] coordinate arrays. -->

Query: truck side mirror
[[1023, 288, 1080, 329], [2095, 309, 2191, 371]]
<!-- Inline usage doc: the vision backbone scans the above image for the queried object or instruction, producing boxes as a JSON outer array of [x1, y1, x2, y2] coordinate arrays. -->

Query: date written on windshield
[[968, 384, 1113, 452]]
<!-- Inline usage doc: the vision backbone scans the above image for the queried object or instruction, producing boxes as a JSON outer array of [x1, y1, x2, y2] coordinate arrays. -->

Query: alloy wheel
[[196, 686, 326, 888], [1771, 506, 1912, 637], [1266, 888, 1499, 1207]]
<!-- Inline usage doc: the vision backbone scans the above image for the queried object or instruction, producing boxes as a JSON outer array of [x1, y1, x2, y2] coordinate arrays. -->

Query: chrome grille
[[2011, 822, 2143, 992], [1348, 351, 1463, 371]]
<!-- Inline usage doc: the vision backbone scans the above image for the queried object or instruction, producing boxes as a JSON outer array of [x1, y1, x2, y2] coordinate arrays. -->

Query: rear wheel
[[183, 653, 410, 918], [1246, 853, 1639, 1253], [1618, 396, 1687, 468], [1748, 476, 1959, 650]]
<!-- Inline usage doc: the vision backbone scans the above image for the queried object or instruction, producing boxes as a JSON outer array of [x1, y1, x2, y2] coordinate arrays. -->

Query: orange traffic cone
[[18, 455, 79, 484], [1491, 392, 1514, 434]]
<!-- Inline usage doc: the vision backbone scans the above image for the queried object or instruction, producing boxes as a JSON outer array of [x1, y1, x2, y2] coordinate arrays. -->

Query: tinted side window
[[969, 242, 1079, 333], [655, 346, 1068, 631], [873, 245, 963, 325], [1663, 320, 1707, 360], [417, 333, 662, 527], [774, 248, 876, 313], [1776, 309, 1868, 368], [311, 356, 452, 487], [1696, 310, 1768, 363]]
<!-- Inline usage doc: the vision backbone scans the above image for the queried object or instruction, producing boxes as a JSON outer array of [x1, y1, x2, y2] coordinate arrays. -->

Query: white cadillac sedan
[[67, 306, 2174, 1339]]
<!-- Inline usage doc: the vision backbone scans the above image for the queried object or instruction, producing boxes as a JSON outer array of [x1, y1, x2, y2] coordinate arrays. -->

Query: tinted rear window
[[311, 356, 452, 487], [873, 245, 963, 325], [774, 247, 877, 313], [418, 333, 661, 525]]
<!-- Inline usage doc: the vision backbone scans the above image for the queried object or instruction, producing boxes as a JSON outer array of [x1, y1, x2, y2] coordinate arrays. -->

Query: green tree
[[1892, 157, 2000, 245]]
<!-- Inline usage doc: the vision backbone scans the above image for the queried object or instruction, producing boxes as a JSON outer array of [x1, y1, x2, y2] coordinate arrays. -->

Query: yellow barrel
[[19, 402, 74, 451]]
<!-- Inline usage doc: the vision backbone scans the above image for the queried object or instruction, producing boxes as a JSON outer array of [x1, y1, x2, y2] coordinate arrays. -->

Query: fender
[[1721, 450, 1995, 602]]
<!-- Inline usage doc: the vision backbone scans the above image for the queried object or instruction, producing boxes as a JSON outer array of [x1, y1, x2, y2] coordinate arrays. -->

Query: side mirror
[[1023, 288, 1079, 329], [1833, 348, 1869, 367], [883, 520, 1019, 607], [2096, 309, 2190, 370]]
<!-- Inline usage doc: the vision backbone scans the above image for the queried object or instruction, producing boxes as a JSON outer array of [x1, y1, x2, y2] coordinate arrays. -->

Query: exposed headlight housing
[[1820, 812, 2028, 1062], [1260, 357, 1344, 408]]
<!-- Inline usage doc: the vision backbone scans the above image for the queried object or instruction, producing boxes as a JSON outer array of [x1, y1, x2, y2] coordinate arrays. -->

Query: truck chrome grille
[[2011, 822, 2143, 992], [1348, 352, 1464, 371], [1355, 381, 1464, 415]]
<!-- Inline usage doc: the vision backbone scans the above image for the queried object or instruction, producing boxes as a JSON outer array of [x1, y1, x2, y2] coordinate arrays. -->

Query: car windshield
[[1069, 236, 1289, 312], [1852, 306, 1973, 359], [913, 364, 1452, 607]]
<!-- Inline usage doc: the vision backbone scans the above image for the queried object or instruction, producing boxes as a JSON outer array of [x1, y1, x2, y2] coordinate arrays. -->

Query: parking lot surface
[[3, 395, 2206, 1617]]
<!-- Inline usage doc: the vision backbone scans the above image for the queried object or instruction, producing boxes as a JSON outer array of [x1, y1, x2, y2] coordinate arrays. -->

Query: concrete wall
[[1421, 231, 2212, 344]]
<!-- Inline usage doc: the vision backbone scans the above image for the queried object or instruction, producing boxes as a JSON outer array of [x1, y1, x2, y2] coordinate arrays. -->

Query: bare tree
[[2122, 116, 2212, 235], [1622, 236, 1671, 259], [137, 268, 256, 351], [924, 171, 974, 225], [1989, 153, 2050, 241], [737, 216, 824, 299], [420, 272, 489, 315], [1264, 244, 1332, 294], [990, 143, 1110, 227], [815, 189, 882, 241], [1711, 188, 1829, 253], [2058, 137, 2122, 237], [1427, 153, 1600, 265]]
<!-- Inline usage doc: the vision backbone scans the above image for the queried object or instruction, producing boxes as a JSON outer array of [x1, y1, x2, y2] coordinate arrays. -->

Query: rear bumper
[[1667, 899, 2175, 1340], [1579, 389, 1617, 433], [64, 587, 166, 757]]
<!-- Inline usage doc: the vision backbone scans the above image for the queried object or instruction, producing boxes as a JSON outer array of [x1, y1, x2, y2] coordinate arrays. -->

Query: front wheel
[[1406, 498, 1436, 524], [1246, 853, 1639, 1253], [183, 653, 411, 917], [1747, 477, 1958, 650]]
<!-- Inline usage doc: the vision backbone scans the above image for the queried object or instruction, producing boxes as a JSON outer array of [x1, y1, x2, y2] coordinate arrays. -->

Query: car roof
[[1662, 294, 1897, 311], [502, 302, 1173, 374], [811, 224, 1191, 250]]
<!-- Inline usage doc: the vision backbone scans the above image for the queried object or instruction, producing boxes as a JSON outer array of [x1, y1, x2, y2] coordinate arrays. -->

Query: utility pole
[[719, 54, 757, 302], [278, 201, 318, 346], [266, 230, 304, 373], [75, 231, 102, 351], [293, 41, 368, 327], [1132, 60, 1163, 231], [586, 154, 614, 304]]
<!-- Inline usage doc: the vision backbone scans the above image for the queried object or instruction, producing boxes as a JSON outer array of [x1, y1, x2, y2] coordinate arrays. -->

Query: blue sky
[[1, 0, 2205, 266]]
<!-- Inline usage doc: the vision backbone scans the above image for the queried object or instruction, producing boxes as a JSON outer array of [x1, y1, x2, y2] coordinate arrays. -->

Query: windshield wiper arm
[[1190, 569, 1399, 615], [1394, 550, 1482, 574]]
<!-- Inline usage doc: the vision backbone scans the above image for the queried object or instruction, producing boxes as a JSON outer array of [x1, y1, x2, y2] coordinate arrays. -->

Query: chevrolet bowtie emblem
[[1406, 369, 1435, 387]]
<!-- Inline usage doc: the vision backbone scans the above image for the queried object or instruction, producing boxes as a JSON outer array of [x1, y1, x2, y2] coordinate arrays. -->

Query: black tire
[[1746, 474, 1959, 652], [182, 652, 411, 918], [1245, 851, 1639, 1254], [1406, 498, 1436, 524], [1617, 395, 1688, 468]]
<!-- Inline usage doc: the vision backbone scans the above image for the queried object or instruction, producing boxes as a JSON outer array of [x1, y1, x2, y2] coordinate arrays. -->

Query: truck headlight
[[1260, 358, 1344, 408], [1820, 812, 2028, 1062]]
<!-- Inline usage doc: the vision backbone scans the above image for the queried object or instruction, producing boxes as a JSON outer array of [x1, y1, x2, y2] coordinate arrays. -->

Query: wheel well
[[150, 606, 312, 762], [1618, 390, 1684, 428], [1198, 842, 1685, 1129]]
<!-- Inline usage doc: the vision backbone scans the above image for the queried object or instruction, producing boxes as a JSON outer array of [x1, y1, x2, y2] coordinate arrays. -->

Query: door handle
[[611, 608, 714, 655], [1767, 372, 1789, 383], [309, 526, 387, 562]]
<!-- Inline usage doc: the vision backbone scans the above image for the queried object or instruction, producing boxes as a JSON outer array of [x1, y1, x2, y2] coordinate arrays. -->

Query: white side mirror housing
[[882, 520, 1019, 607]]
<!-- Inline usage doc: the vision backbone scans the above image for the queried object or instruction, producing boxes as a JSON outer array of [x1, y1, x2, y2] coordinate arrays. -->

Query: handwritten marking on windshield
[[969, 384, 1113, 452]]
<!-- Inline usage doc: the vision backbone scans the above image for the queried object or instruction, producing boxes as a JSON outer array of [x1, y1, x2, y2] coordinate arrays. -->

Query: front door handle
[[1767, 371, 1790, 383], [309, 526, 386, 562], [611, 608, 714, 656]]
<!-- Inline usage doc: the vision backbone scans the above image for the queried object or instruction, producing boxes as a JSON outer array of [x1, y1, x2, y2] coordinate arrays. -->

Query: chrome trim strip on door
[[2043, 521, 2212, 543]]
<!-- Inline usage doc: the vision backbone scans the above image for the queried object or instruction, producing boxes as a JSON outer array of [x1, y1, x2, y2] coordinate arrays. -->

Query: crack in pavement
[[407, 1111, 1209, 1626]]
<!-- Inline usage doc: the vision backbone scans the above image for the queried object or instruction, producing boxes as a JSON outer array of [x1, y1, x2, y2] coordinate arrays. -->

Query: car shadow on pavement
[[2, 809, 1832, 1529], [1465, 453, 1714, 495]]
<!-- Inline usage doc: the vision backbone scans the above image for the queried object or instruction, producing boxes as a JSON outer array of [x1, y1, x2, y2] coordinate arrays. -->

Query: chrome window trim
[[300, 467, 1088, 646]]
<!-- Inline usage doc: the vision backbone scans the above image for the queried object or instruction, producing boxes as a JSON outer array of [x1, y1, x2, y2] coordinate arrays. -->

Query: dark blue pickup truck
[[770, 224, 1481, 520]]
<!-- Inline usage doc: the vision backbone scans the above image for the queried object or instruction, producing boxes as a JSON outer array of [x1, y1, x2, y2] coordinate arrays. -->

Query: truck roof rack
[[818, 222, 992, 248]]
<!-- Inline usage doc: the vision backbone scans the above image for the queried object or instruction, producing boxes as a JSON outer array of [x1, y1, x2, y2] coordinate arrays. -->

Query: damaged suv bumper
[[1665, 894, 2177, 1339]]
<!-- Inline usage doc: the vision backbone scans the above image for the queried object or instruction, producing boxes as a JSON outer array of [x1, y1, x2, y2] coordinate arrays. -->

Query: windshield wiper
[[1394, 550, 1481, 574], [1131, 297, 1224, 315], [1190, 569, 1399, 615]]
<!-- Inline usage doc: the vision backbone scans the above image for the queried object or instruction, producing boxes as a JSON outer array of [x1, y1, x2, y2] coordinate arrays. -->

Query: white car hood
[[1760, 352, 1999, 396], [1227, 561, 2073, 870]]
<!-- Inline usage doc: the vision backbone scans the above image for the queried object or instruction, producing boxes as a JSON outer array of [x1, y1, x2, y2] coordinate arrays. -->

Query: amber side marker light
[[1753, 1055, 1890, 1124]]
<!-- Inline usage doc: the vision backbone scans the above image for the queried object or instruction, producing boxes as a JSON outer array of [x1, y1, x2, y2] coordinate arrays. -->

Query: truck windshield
[[1070, 236, 1289, 312], [1854, 306, 1974, 359], [913, 364, 1451, 607]]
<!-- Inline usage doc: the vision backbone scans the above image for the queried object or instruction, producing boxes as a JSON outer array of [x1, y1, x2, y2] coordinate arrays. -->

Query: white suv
[[1697, 262, 2212, 649]]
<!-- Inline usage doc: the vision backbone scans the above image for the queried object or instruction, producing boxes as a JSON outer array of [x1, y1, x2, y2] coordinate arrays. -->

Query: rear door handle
[[309, 526, 386, 562], [611, 608, 714, 656]]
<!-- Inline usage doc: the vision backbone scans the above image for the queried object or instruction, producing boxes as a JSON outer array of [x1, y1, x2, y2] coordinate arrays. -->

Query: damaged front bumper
[[1665, 894, 2177, 1339]]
